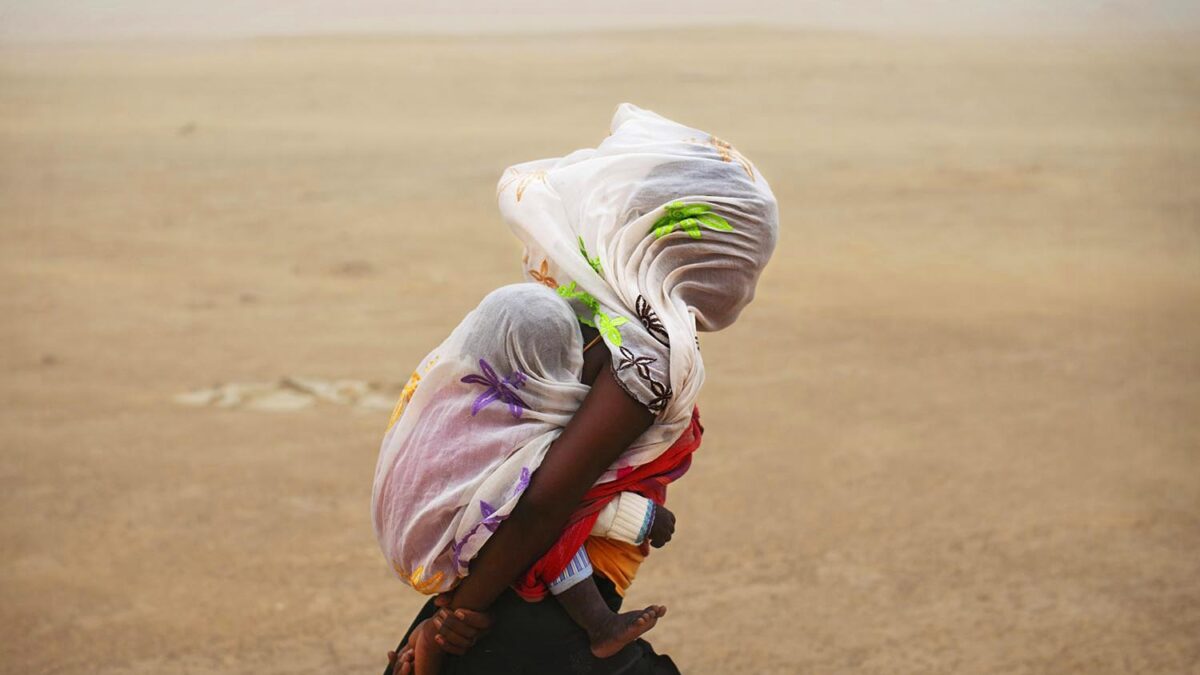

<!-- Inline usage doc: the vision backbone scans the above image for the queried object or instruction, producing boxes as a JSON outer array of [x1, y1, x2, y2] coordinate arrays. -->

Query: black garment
[[385, 575, 680, 675]]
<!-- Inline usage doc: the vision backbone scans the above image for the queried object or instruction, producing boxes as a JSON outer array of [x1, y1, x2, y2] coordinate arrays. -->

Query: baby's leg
[[549, 547, 666, 659]]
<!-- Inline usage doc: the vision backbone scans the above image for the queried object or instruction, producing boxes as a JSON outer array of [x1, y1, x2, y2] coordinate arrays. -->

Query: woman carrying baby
[[374, 103, 778, 674]]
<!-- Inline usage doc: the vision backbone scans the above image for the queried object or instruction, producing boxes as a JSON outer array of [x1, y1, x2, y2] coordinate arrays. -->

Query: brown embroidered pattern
[[643, 378, 673, 414], [615, 346, 655, 380], [615, 346, 673, 413], [635, 295, 669, 346]]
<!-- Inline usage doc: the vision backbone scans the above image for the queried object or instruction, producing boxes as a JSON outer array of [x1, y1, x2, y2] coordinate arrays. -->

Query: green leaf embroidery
[[697, 213, 733, 232], [674, 204, 711, 217], [649, 201, 734, 239], [556, 281, 600, 311], [678, 218, 703, 239], [578, 237, 604, 277], [596, 313, 628, 346], [557, 280, 626, 344]]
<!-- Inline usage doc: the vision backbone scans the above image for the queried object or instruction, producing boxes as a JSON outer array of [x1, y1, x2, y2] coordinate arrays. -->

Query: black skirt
[[385, 575, 680, 675]]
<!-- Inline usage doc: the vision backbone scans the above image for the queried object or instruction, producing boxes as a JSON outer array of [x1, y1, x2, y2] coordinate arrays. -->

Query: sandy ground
[[2, 28, 1198, 674]]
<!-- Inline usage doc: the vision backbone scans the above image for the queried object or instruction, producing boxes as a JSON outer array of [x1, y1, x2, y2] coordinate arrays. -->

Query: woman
[[377, 103, 779, 674]]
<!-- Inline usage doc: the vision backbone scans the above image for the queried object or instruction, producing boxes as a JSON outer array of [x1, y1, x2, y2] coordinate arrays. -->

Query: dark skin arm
[[397, 344, 655, 673], [450, 346, 653, 611]]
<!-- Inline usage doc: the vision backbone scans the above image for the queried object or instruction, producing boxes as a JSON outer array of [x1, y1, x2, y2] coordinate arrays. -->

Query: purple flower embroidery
[[461, 358, 528, 418], [511, 467, 531, 496], [449, 468, 533, 572], [450, 528, 473, 571], [478, 500, 504, 532], [451, 511, 490, 571]]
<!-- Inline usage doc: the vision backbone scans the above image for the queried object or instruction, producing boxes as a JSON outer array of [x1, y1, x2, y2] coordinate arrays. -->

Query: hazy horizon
[[3, 0, 1200, 43]]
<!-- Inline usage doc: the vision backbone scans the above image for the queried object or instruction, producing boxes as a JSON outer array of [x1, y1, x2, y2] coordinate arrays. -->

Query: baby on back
[[374, 102, 778, 671]]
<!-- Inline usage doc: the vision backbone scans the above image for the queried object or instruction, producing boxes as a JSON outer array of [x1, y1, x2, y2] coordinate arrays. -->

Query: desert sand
[[2, 28, 1198, 674]]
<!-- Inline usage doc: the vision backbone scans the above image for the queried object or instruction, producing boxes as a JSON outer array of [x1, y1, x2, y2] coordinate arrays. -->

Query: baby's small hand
[[390, 617, 441, 675], [648, 503, 675, 548]]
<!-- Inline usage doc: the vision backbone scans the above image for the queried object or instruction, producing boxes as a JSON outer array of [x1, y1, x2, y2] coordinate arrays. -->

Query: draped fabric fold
[[371, 104, 778, 596]]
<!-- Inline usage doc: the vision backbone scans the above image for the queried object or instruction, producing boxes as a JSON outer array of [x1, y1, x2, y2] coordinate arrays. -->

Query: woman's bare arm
[[448, 349, 654, 612]]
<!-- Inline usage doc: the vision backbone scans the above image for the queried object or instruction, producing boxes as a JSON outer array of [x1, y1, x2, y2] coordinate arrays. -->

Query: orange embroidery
[[497, 169, 548, 202], [687, 135, 755, 180], [386, 356, 439, 431], [387, 371, 421, 430], [528, 259, 558, 289], [409, 565, 446, 595], [393, 561, 446, 594]]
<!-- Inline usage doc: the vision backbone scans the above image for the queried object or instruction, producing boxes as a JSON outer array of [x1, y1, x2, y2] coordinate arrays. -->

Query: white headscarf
[[372, 103, 778, 594]]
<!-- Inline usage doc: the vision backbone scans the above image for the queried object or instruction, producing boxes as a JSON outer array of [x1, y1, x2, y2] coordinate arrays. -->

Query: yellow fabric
[[584, 536, 645, 597]]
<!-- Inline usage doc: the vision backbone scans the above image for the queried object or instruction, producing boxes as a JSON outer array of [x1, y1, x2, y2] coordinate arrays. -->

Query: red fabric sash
[[513, 407, 704, 601]]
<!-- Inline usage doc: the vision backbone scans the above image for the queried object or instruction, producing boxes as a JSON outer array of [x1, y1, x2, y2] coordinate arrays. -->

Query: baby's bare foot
[[588, 605, 666, 659]]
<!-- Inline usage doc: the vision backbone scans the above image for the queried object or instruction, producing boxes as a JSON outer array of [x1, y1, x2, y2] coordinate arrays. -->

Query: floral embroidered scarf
[[371, 103, 778, 595]]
